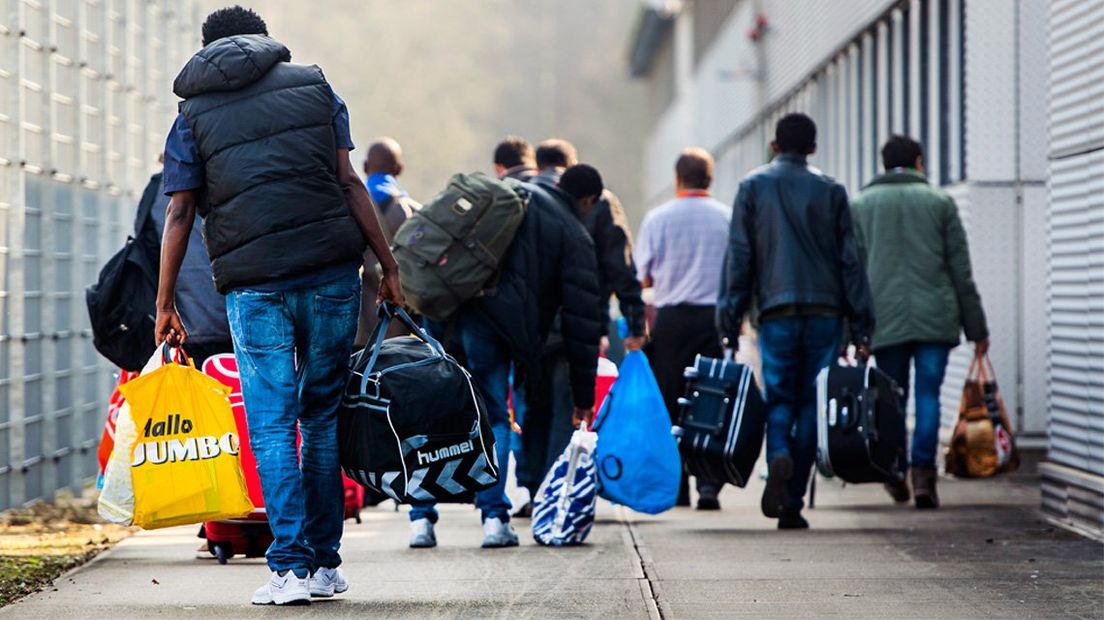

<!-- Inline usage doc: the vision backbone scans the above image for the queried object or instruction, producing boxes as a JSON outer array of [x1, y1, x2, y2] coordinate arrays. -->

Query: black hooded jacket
[[532, 176, 645, 338], [173, 35, 365, 293], [469, 181, 602, 409]]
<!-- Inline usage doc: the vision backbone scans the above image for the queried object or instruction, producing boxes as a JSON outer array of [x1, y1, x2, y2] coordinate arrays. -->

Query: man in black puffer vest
[[154, 7, 403, 607]]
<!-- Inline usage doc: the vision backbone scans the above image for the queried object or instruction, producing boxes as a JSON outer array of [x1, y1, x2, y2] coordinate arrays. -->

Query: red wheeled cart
[[201, 354, 363, 564]]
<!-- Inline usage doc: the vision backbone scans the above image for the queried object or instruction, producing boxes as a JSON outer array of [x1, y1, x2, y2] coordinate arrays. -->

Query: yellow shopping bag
[[118, 352, 253, 529]]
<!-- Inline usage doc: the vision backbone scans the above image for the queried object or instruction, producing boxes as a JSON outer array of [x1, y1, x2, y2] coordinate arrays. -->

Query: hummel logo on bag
[[417, 440, 474, 465], [338, 304, 499, 504]]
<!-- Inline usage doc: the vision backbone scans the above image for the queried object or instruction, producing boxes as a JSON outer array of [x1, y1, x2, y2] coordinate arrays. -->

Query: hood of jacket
[[173, 34, 291, 99]]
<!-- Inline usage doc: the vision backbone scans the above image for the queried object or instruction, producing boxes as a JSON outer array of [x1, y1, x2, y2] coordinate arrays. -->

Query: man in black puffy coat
[[408, 165, 602, 549]]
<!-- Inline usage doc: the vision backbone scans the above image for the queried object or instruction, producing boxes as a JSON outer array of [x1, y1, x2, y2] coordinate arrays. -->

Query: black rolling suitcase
[[674, 355, 766, 487], [815, 363, 905, 483]]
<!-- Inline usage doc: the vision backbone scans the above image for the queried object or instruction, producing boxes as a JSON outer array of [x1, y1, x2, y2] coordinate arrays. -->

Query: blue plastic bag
[[532, 429, 598, 546], [592, 351, 681, 514]]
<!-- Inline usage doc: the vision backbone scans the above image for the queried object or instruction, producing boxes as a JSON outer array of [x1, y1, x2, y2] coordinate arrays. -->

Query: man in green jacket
[[851, 135, 989, 509]]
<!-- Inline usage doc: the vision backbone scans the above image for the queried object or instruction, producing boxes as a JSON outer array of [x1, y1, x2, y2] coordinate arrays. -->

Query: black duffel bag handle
[[352, 302, 446, 381]]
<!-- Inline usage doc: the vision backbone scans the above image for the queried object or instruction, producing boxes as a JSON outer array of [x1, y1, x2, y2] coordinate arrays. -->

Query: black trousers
[[185, 340, 235, 369], [517, 350, 575, 495], [647, 305, 723, 498]]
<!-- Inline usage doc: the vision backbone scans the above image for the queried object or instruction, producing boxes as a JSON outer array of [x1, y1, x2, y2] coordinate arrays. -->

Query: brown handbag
[[944, 355, 1020, 478]]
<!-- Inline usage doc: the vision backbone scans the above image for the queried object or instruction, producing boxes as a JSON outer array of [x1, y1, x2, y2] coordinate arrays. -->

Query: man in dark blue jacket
[[408, 166, 601, 549], [718, 113, 874, 530], [154, 7, 403, 606]]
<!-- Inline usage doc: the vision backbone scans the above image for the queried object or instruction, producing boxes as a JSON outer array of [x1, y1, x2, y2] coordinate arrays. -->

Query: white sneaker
[[481, 517, 519, 548], [409, 518, 437, 548], [251, 570, 311, 605], [309, 567, 349, 598]]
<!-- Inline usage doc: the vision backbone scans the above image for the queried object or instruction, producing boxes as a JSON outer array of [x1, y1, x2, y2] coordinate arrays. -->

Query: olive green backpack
[[391, 172, 527, 321]]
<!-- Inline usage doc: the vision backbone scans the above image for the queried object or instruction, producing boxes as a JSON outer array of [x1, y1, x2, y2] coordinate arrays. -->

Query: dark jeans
[[874, 342, 953, 472], [517, 351, 575, 496], [185, 340, 234, 369], [225, 273, 360, 575], [648, 304, 723, 497], [759, 315, 843, 511], [412, 312, 513, 524]]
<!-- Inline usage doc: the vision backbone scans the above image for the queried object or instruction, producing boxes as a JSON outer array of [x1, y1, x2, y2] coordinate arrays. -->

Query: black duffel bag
[[674, 355, 767, 487], [338, 303, 498, 503]]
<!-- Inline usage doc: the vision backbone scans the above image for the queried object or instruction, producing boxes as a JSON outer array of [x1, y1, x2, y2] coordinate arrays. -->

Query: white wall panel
[[1046, 0, 1104, 159], [1016, 0, 1049, 182], [760, 0, 897, 104], [963, 0, 1017, 181], [1046, 150, 1104, 474], [1042, 0, 1104, 538], [1020, 184, 1050, 436], [939, 184, 1020, 434]]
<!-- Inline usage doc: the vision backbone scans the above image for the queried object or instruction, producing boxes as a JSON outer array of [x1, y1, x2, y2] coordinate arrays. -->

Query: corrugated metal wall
[[0, 0, 196, 510], [1040, 0, 1104, 538], [639, 0, 1057, 469]]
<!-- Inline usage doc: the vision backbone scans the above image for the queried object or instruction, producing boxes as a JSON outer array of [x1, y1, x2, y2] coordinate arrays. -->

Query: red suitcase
[[201, 354, 362, 564]]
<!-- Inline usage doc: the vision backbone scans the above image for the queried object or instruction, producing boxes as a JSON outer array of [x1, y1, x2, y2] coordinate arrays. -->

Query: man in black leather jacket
[[717, 113, 874, 530]]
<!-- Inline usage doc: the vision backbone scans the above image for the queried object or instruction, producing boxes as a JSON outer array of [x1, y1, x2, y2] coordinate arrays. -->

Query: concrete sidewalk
[[4, 472, 1101, 618]]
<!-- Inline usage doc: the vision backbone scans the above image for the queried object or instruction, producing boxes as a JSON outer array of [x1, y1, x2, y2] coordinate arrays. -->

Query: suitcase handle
[[835, 389, 863, 433], [681, 383, 730, 435], [352, 302, 446, 378]]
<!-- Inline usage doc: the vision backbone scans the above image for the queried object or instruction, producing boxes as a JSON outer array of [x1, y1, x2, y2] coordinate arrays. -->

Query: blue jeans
[[226, 273, 360, 575], [410, 312, 512, 524], [759, 315, 844, 511], [873, 342, 952, 472]]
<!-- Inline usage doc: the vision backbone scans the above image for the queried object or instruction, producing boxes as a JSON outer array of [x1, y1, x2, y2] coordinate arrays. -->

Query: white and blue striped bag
[[531, 429, 598, 546]]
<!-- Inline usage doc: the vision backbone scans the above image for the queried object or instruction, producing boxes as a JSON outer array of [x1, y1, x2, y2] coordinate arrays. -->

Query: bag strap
[[159, 342, 190, 367], [978, 353, 997, 384], [352, 302, 445, 379], [133, 174, 163, 239]]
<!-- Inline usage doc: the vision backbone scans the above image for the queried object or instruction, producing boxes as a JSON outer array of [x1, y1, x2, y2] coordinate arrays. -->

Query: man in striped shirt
[[634, 148, 731, 510]]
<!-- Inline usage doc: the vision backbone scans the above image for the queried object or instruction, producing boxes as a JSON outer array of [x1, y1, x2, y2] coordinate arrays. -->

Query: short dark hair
[[881, 135, 924, 170], [535, 139, 578, 170], [493, 136, 533, 169], [202, 6, 268, 46], [675, 147, 714, 190], [775, 113, 817, 154], [558, 164, 604, 202]]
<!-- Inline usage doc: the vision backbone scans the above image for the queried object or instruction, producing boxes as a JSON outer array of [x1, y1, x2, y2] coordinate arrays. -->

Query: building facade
[[629, 0, 1102, 537], [0, 0, 197, 510]]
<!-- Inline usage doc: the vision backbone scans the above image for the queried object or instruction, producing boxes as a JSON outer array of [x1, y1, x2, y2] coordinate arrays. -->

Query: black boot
[[696, 485, 721, 511], [778, 508, 809, 529], [676, 472, 691, 507], [761, 454, 793, 518], [884, 471, 911, 504], [911, 468, 940, 509]]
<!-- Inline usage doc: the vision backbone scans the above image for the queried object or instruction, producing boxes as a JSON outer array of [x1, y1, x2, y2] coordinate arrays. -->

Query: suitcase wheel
[[211, 542, 232, 565], [355, 512, 362, 524]]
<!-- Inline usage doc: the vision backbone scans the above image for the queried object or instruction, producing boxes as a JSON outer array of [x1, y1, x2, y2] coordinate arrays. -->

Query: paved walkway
[[4, 472, 1101, 618]]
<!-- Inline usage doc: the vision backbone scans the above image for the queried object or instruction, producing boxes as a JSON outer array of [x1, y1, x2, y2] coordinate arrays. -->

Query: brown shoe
[[911, 468, 939, 509], [884, 473, 910, 504]]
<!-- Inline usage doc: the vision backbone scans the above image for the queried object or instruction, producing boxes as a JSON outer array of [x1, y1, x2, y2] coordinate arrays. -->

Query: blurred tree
[[194, 0, 648, 224]]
